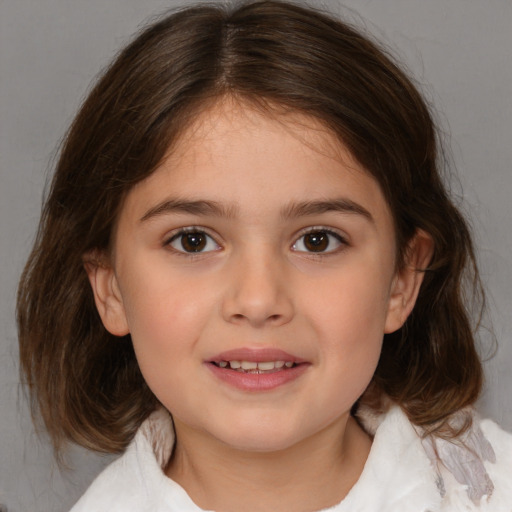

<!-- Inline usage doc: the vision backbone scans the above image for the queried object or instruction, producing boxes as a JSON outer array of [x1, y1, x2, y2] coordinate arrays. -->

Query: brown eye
[[292, 230, 345, 253], [304, 232, 329, 252], [169, 230, 219, 253], [181, 233, 206, 252]]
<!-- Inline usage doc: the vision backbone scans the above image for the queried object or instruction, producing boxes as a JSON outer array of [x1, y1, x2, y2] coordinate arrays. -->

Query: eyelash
[[164, 226, 348, 256], [291, 227, 348, 255], [164, 227, 221, 256]]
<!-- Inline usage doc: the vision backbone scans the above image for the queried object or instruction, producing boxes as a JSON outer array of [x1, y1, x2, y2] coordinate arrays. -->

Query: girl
[[17, 1, 512, 511]]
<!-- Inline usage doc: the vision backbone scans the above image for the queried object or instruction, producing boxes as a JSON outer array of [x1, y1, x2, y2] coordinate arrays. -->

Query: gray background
[[1, 1, 511, 511]]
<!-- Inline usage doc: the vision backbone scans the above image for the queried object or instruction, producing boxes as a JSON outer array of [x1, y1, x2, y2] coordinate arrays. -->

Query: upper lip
[[208, 348, 306, 364]]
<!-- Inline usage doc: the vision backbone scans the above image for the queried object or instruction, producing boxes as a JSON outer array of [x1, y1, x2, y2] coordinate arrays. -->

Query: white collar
[[133, 406, 442, 512], [73, 405, 505, 511]]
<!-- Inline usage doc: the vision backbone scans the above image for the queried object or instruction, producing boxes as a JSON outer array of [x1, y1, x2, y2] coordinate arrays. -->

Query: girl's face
[[89, 99, 422, 453]]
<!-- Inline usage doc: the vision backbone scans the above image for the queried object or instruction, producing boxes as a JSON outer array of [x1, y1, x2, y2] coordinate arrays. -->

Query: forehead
[[121, 97, 392, 228], [170, 98, 358, 177]]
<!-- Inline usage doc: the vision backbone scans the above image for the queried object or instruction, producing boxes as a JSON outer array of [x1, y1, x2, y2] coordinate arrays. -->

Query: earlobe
[[384, 230, 434, 334], [84, 254, 130, 336]]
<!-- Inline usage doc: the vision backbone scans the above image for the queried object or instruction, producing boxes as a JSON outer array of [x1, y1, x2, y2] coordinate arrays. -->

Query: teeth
[[217, 360, 294, 371], [257, 361, 276, 371]]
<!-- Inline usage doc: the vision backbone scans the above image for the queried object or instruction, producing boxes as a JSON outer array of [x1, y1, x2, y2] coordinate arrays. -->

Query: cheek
[[312, 263, 392, 338], [118, 270, 215, 379], [308, 264, 391, 377], [123, 289, 209, 410], [121, 262, 214, 331], [297, 276, 387, 426]]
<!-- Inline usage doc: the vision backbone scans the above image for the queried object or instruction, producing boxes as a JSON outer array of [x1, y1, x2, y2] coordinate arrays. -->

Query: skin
[[87, 98, 432, 511]]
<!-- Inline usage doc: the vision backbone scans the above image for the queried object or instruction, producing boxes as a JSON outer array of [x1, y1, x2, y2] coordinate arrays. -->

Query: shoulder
[[351, 405, 512, 512], [478, 418, 512, 509], [408, 410, 512, 511], [69, 409, 198, 512], [436, 417, 512, 511], [341, 406, 444, 511], [69, 437, 158, 512]]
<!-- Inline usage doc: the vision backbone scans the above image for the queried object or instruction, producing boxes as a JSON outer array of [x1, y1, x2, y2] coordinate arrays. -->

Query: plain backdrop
[[1, 1, 511, 511]]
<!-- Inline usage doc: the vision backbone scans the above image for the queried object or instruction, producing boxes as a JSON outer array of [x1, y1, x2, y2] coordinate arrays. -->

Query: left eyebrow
[[280, 199, 374, 223], [140, 198, 239, 222]]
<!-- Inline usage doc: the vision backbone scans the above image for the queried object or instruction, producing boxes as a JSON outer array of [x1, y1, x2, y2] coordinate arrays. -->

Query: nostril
[[229, 312, 284, 324]]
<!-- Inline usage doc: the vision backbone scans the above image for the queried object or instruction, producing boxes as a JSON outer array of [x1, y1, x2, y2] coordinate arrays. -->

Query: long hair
[[17, 0, 484, 455]]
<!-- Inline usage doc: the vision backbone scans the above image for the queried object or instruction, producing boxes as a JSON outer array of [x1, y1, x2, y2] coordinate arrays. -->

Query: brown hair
[[17, 0, 484, 456]]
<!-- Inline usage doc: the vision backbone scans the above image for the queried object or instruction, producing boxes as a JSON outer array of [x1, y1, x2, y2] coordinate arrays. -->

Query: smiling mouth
[[208, 354, 308, 390], [211, 360, 298, 373]]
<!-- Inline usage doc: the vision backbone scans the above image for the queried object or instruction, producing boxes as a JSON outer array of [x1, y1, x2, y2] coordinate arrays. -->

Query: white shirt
[[70, 406, 512, 511]]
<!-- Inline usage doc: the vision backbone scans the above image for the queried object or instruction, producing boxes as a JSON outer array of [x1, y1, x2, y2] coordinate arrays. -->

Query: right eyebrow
[[280, 198, 374, 223], [140, 198, 239, 222]]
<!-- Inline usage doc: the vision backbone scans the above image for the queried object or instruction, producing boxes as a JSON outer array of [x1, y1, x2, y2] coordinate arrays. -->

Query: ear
[[384, 230, 434, 334], [83, 252, 130, 336]]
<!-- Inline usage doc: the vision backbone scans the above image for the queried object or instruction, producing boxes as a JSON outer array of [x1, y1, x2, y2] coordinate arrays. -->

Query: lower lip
[[206, 363, 309, 391]]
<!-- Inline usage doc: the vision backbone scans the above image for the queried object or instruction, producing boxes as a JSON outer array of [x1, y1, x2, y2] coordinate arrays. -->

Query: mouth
[[210, 360, 298, 373], [206, 348, 308, 391]]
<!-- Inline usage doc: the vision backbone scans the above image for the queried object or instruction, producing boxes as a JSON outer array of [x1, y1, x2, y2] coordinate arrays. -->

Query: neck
[[166, 415, 371, 512]]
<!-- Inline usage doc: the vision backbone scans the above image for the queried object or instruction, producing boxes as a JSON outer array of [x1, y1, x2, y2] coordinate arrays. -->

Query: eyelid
[[164, 226, 222, 254], [291, 226, 349, 254]]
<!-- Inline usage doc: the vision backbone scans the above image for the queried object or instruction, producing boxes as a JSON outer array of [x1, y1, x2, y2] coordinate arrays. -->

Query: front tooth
[[240, 361, 258, 370], [275, 361, 285, 368], [257, 361, 276, 371], [229, 361, 241, 369]]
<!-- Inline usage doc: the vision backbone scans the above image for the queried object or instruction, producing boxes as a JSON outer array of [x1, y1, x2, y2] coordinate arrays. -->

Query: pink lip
[[205, 347, 310, 392]]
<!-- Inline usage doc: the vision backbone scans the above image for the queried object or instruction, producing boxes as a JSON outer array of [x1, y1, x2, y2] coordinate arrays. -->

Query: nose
[[221, 248, 294, 328]]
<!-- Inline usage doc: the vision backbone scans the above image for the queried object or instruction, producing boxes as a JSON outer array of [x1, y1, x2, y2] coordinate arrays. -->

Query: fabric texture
[[70, 406, 512, 512]]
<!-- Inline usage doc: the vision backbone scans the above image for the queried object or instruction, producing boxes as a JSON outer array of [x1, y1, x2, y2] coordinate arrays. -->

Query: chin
[[224, 433, 300, 453], [213, 418, 313, 454]]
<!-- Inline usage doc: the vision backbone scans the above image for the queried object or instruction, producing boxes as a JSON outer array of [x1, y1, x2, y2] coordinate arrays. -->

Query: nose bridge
[[222, 241, 293, 327]]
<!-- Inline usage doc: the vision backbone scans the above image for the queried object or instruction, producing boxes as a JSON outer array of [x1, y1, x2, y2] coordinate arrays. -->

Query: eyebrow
[[140, 199, 238, 222], [140, 197, 373, 223], [280, 199, 374, 223]]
